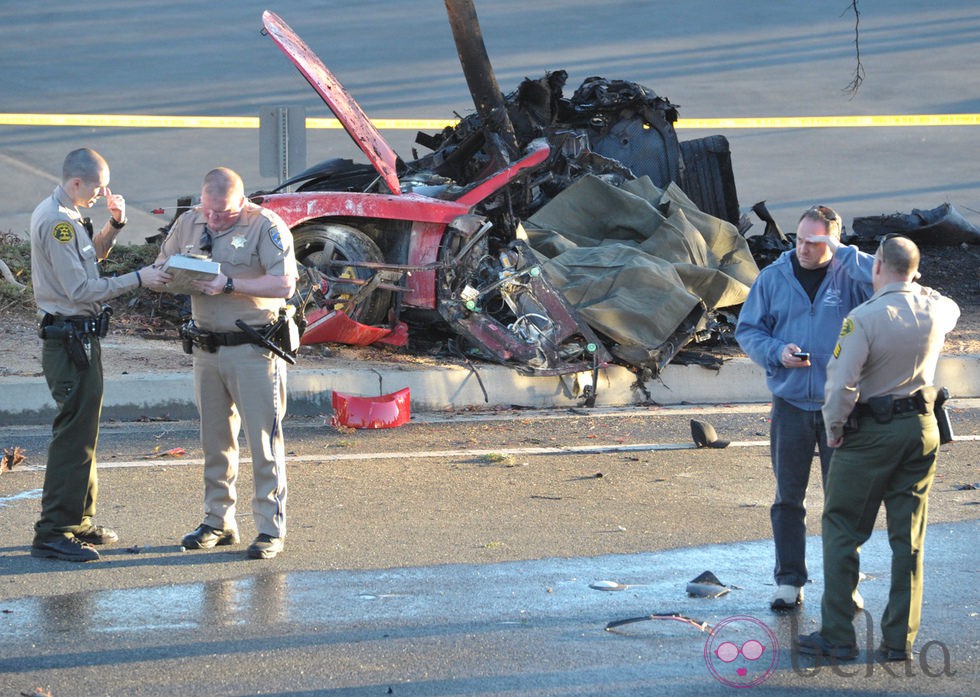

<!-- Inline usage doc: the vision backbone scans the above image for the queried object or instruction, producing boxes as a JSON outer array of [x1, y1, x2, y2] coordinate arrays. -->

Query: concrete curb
[[2, 355, 978, 426]]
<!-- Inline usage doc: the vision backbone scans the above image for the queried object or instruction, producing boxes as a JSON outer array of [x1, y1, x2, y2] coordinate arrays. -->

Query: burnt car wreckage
[[158, 10, 786, 389], [217, 10, 755, 383], [151, 8, 977, 400]]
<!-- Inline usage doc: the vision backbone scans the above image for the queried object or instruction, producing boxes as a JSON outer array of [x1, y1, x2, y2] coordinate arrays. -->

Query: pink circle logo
[[704, 615, 779, 688]]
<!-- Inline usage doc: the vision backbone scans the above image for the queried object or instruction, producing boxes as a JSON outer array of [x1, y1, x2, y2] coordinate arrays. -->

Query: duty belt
[[209, 331, 261, 347], [854, 395, 925, 418], [180, 320, 273, 353], [37, 306, 112, 370], [39, 307, 112, 339], [179, 315, 298, 364], [845, 387, 951, 438]]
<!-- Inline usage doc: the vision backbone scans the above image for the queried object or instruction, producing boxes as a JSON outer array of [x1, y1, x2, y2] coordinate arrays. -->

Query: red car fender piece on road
[[331, 387, 411, 429]]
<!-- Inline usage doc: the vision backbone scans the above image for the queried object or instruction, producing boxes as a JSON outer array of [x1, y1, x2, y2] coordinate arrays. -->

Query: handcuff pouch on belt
[[37, 305, 112, 370]]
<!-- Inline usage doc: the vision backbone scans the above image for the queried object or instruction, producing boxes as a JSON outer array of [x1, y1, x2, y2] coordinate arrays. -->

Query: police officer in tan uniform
[[155, 167, 298, 560], [30, 148, 170, 562], [797, 235, 960, 661]]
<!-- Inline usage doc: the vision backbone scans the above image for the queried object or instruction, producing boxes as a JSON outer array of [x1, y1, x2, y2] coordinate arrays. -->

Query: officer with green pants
[[797, 235, 960, 661], [29, 148, 169, 562]]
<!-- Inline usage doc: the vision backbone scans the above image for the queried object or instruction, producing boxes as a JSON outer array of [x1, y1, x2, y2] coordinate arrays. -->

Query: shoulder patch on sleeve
[[52, 222, 74, 243], [839, 317, 854, 337], [269, 225, 284, 251]]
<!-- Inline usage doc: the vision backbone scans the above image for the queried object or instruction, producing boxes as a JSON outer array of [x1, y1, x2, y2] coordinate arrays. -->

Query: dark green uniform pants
[[33, 336, 103, 544], [820, 410, 939, 651]]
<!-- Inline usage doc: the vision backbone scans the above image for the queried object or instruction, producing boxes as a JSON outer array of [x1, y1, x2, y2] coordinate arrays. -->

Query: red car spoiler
[[262, 10, 402, 196]]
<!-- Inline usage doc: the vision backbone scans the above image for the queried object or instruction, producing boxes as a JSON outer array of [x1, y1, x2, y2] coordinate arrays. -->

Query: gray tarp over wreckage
[[524, 175, 759, 372], [406, 70, 757, 374]]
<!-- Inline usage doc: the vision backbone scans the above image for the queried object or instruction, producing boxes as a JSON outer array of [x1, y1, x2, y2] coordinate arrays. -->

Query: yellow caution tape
[[0, 113, 260, 129], [0, 113, 977, 130], [676, 114, 980, 129], [0, 113, 456, 130]]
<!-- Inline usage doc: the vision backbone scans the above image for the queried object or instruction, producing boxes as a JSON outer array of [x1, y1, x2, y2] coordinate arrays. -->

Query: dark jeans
[[769, 396, 834, 587]]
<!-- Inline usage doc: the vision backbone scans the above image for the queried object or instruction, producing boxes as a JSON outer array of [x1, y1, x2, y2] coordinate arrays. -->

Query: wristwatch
[[223, 277, 235, 294], [108, 217, 127, 229]]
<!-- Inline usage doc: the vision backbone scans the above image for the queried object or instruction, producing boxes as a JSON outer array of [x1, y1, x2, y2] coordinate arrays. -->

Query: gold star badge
[[231, 235, 247, 249]]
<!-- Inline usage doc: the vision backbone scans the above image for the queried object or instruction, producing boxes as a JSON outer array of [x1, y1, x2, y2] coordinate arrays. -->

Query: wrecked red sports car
[[252, 10, 611, 377]]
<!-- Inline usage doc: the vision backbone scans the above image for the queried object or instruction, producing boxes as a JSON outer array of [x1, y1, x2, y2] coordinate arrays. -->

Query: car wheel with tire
[[292, 222, 392, 326]]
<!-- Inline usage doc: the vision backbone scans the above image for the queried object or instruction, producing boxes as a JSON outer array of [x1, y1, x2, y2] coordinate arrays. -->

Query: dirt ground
[[0, 243, 977, 379]]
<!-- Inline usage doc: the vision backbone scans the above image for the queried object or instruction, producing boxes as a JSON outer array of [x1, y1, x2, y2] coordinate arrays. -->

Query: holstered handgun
[[934, 387, 954, 444], [178, 320, 216, 354], [40, 323, 90, 370], [179, 322, 195, 354]]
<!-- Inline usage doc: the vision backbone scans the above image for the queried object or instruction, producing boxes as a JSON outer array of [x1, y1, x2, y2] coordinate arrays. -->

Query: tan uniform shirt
[[30, 186, 138, 317], [159, 202, 297, 332], [823, 281, 960, 440]]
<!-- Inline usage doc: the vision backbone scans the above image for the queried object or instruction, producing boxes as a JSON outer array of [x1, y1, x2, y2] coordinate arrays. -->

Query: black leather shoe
[[247, 534, 283, 559], [181, 524, 239, 549], [31, 537, 100, 562], [796, 631, 858, 660], [75, 525, 118, 545], [877, 643, 911, 662]]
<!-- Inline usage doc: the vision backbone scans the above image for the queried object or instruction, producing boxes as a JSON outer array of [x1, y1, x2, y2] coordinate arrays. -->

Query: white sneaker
[[771, 584, 803, 609]]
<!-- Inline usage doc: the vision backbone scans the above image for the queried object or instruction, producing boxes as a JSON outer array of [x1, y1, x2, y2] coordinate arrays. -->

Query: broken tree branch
[[842, 0, 865, 98], [0, 257, 26, 290]]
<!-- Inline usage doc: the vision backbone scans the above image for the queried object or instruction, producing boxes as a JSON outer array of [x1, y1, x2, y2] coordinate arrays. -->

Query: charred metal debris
[[161, 12, 976, 386], [258, 69, 747, 378]]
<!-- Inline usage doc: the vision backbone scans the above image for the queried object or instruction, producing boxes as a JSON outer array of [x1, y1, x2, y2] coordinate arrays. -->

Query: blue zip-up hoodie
[[735, 244, 874, 410]]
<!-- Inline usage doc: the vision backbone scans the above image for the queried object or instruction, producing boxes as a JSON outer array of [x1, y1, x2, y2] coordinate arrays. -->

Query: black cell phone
[[793, 351, 810, 360]]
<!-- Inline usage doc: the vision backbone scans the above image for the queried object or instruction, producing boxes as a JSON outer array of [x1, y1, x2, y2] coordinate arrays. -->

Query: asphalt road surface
[[2, 2, 979, 695], [2, 405, 978, 695]]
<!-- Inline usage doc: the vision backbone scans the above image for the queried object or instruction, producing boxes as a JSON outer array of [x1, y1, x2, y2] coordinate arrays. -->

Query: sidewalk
[[2, 354, 978, 425]]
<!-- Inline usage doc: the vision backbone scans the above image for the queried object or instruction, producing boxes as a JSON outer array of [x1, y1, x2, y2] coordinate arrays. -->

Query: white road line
[[96, 439, 768, 469], [89, 432, 980, 470]]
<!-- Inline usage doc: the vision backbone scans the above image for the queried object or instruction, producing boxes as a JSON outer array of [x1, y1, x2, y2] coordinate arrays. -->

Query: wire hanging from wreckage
[[605, 612, 711, 635]]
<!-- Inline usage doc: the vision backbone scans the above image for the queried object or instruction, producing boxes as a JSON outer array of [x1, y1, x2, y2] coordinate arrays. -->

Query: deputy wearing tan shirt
[[30, 148, 168, 562], [156, 167, 298, 560], [797, 235, 959, 661]]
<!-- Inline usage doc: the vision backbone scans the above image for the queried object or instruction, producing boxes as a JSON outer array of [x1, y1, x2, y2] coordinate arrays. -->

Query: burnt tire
[[292, 222, 391, 326], [678, 135, 740, 225]]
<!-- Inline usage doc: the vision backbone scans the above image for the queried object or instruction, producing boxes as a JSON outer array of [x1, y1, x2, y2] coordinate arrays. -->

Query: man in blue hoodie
[[735, 205, 874, 610]]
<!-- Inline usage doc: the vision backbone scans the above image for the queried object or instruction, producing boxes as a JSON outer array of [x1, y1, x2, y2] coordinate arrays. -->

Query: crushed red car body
[[253, 10, 611, 376]]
